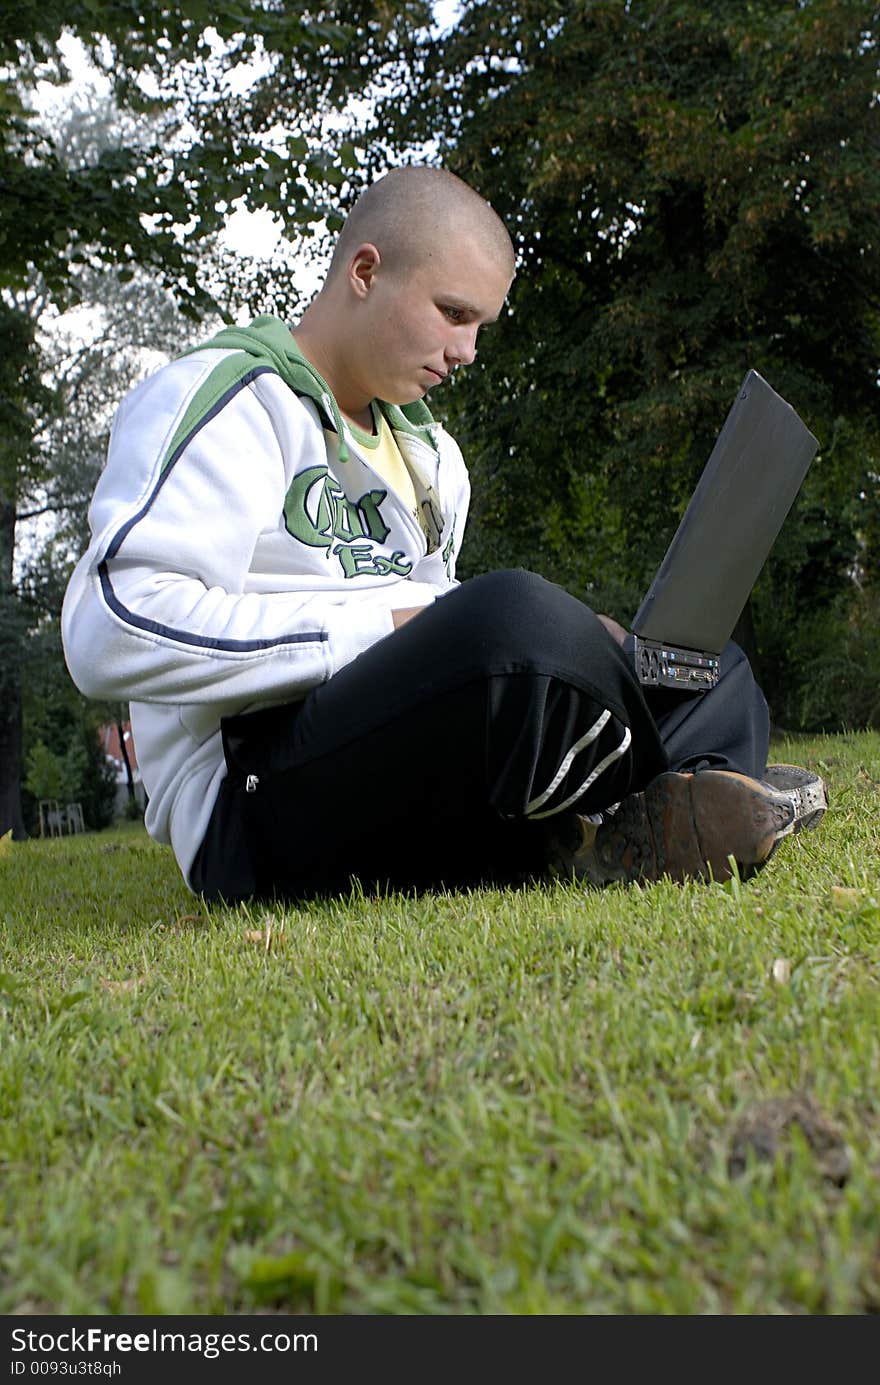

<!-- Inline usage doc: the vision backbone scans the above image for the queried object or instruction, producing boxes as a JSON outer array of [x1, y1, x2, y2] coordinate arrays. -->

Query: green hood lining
[[181, 315, 441, 463]]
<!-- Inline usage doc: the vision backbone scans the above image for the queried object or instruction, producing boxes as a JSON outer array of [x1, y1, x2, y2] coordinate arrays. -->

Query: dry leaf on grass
[[830, 886, 860, 909], [243, 917, 285, 951], [99, 976, 147, 994]]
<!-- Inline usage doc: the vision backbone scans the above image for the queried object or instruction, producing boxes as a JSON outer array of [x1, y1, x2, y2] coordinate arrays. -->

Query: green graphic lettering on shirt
[[285, 466, 391, 547], [334, 544, 413, 579], [285, 465, 411, 578], [442, 521, 457, 577]]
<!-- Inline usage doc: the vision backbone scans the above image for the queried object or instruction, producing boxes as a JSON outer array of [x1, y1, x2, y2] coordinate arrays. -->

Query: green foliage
[[22, 730, 113, 829], [0, 732, 877, 1314], [350, 0, 880, 730], [123, 792, 145, 821], [0, 1, 437, 835], [6, 256, 188, 838], [764, 587, 880, 733], [0, 305, 57, 835], [0, 303, 56, 497], [1, 1, 434, 307], [23, 739, 65, 802], [72, 730, 119, 832], [21, 624, 118, 833], [4, 0, 878, 839]]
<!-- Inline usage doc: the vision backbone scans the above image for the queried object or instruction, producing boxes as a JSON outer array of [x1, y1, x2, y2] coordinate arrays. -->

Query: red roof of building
[[99, 721, 139, 772]]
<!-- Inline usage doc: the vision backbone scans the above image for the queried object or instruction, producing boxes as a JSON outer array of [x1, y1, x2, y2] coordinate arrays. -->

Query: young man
[[61, 166, 826, 901]]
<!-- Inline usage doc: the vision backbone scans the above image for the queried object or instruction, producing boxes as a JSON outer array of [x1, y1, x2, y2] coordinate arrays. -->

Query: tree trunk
[[0, 683, 26, 840], [0, 498, 26, 839], [116, 715, 135, 802]]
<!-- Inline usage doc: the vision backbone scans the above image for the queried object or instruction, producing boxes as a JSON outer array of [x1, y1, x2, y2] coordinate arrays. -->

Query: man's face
[[352, 235, 513, 406]]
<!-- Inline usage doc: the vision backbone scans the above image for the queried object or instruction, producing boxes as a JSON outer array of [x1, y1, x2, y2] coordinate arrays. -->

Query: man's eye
[[443, 306, 465, 322]]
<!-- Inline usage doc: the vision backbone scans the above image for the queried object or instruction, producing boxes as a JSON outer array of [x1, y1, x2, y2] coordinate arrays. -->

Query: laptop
[[631, 369, 819, 692]]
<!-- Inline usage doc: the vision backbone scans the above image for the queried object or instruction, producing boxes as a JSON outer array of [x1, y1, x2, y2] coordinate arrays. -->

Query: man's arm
[[62, 370, 439, 706], [597, 613, 628, 646], [392, 607, 426, 629]]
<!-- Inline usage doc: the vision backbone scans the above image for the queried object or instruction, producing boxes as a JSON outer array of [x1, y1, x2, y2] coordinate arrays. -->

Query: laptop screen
[[631, 369, 818, 659]]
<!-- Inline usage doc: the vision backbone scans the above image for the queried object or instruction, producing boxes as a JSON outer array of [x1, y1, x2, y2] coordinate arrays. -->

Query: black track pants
[[190, 569, 770, 901]]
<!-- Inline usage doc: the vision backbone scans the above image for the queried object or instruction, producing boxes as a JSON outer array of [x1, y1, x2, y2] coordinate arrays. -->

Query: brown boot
[[548, 766, 827, 886], [761, 763, 828, 834]]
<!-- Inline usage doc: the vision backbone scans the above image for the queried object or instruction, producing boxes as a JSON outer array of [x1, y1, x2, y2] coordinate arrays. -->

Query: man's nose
[[446, 324, 479, 367]]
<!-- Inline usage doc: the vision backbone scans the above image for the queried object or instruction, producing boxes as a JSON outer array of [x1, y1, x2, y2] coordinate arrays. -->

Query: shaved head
[[293, 164, 514, 420], [327, 165, 515, 283]]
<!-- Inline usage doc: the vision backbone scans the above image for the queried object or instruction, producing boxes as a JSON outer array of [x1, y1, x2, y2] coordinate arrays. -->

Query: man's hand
[[596, 613, 628, 646], [392, 607, 424, 629]]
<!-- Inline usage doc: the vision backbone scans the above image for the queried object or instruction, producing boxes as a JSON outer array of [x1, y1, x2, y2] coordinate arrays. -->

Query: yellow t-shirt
[[346, 405, 422, 530]]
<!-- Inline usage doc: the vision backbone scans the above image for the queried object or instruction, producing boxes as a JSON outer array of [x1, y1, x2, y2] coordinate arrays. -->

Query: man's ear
[[348, 243, 381, 300]]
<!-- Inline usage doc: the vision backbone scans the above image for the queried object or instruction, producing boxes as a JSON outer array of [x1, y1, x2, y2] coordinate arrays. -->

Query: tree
[[356, 0, 880, 726], [12, 259, 213, 838], [0, 5, 214, 836], [2, 244, 208, 837], [8, 0, 877, 847], [0, 304, 56, 836], [1, 1, 435, 834], [21, 618, 118, 834]]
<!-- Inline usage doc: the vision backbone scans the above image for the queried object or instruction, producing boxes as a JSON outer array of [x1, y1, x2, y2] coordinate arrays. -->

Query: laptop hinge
[[633, 635, 721, 692]]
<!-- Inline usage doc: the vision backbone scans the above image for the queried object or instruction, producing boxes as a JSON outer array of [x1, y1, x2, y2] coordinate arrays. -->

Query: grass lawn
[[1, 730, 878, 1315]]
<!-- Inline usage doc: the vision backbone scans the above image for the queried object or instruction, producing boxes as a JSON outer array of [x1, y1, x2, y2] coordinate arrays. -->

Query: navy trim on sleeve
[[98, 365, 327, 653]]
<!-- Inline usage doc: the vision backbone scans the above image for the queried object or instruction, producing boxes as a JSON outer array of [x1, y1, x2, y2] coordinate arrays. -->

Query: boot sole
[[762, 763, 828, 833], [593, 771, 797, 885]]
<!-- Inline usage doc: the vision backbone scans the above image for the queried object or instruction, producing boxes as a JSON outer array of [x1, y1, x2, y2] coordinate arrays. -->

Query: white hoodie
[[61, 316, 470, 886]]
